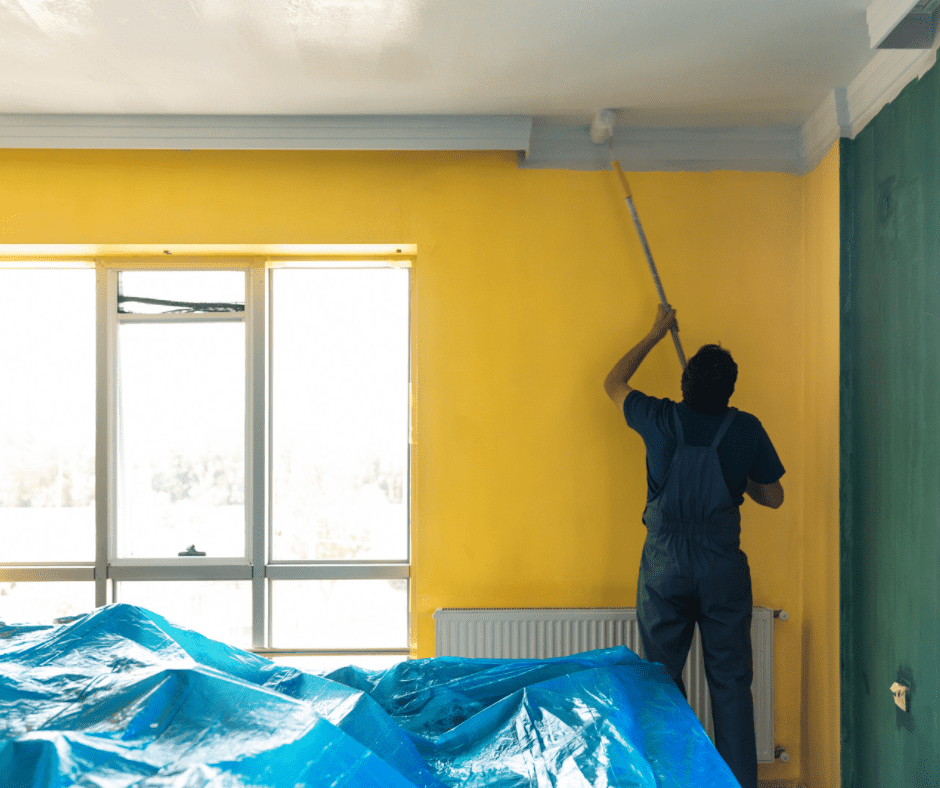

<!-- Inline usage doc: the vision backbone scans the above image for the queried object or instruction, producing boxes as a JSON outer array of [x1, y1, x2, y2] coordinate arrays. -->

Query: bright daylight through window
[[0, 270, 96, 621], [117, 271, 247, 560], [0, 263, 411, 670]]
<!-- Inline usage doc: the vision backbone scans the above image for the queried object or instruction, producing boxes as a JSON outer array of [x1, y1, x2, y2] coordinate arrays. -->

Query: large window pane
[[116, 581, 251, 648], [271, 269, 409, 561], [0, 270, 95, 562], [0, 581, 95, 624], [271, 579, 408, 649], [117, 322, 245, 558]]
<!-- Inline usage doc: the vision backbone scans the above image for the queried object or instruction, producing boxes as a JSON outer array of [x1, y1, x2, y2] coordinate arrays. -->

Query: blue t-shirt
[[623, 390, 785, 506]]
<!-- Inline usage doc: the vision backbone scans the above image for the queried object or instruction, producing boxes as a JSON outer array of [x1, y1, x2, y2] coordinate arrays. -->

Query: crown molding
[[801, 45, 937, 172], [521, 124, 802, 173], [0, 112, 808, 172], [867, 0, 921, 47], [800, 89, 848, 174], [0, 45, 936, 175], [845, 45, 937, 135], [0, 114, 533, 152]]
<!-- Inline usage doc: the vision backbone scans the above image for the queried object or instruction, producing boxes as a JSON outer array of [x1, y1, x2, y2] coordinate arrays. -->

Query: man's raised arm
[[604, 305, 678, 411]]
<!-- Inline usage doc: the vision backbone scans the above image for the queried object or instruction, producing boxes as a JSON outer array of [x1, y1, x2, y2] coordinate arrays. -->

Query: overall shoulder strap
[[710, 407, 738, 449], [672, 405, 686, 445]]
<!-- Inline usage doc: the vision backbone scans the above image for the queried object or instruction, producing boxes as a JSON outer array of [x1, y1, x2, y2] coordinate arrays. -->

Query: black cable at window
[[118, 296, 245, 313]]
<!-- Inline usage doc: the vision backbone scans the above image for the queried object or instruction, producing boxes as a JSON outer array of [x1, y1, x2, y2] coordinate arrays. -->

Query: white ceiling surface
[[1, 0, 872, 120], [0, 0, 934, 170]]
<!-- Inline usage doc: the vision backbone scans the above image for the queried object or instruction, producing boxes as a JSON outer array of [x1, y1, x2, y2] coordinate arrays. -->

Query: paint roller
[[590, 109, 687, 369]]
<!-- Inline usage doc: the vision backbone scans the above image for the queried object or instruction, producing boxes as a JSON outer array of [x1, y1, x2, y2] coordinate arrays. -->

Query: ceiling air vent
[[869, 0, 940, 48]]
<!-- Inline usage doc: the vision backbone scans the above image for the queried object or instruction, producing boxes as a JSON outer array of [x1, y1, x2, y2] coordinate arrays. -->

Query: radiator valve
[[890, 682, 909, 712], [774, 746, 790, 762]]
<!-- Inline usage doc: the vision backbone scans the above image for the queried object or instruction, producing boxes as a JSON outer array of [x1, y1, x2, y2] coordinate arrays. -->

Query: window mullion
[[95, 266, 114, 608], [0, 566, 95, 582], [116, 312, 244, 325], [108, 565, 253, 582], [248, 265, 269, 648], [265, 564, 410, 581]]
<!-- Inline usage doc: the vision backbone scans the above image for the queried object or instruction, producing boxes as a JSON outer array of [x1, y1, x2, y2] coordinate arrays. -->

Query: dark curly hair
[[681, 344, 737, 415]]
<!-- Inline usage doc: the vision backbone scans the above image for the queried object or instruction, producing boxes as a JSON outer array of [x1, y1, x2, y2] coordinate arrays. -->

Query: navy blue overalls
[[637, 406, 756, 788]]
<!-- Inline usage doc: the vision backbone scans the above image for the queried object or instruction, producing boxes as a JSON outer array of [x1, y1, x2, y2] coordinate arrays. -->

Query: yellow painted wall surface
[[0, 148, 839, 784], [414, 164, 805, 785], [800, 142, 841, 788]]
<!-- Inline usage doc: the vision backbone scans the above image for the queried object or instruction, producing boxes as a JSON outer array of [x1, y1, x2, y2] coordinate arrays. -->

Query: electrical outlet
[[890, 682, 909, 712]]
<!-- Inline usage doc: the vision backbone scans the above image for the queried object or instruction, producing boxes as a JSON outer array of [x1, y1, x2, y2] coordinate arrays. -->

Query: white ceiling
[[0, 0, 881, 125], [1, 0, 936, 172]]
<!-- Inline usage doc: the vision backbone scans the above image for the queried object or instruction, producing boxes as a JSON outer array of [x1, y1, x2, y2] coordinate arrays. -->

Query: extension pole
[[612, 161, 686, 370]]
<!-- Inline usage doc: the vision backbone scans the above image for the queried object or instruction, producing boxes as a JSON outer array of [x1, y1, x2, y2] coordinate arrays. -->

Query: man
[[603, 304, 785, 788]]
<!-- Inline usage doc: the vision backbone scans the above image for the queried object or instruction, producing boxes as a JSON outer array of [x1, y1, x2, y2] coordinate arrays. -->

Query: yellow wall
[[414, 163, 805, 785], [0, 146, 839, 785], [800, 143, 842, 788]]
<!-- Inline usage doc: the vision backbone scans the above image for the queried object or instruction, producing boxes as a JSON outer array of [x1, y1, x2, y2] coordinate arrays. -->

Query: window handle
[[178, 544, 206, 557]]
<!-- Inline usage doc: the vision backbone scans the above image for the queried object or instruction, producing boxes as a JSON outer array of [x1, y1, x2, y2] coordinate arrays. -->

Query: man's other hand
[[746, 477, 784, 509]]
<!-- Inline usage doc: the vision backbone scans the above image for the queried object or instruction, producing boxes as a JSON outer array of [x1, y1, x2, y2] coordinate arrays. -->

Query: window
[[0, 269, 96, 625], [0, 270, 96, 565], [270, 269, 409, 564], [116, 272, 247, 561], [0, 260, 411, 669]]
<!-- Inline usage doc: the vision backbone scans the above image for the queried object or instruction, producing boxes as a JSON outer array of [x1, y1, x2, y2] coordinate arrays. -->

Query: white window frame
[[1, 252, 413, 662], [107, 267, 252, 569]]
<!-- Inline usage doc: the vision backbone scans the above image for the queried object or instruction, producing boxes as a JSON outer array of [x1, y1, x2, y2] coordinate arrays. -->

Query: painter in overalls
[[604, 305, 785, 788]]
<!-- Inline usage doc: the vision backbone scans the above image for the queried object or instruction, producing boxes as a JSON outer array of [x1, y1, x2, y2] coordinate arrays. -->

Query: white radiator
[[434, 606, 776, 763]]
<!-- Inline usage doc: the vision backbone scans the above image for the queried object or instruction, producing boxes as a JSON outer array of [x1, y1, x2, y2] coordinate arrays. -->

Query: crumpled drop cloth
[[0, 604, 739, 787]]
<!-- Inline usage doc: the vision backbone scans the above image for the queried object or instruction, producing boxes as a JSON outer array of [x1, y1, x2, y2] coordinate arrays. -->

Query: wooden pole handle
[[612, 160, 633, 200]]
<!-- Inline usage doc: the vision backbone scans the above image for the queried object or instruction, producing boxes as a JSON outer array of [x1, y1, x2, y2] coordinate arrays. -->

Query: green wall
[[840, 64, 940, 787]]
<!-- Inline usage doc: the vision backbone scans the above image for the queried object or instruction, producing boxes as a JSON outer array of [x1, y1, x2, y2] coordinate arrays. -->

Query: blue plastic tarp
[[0, 604, 739, 787]]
